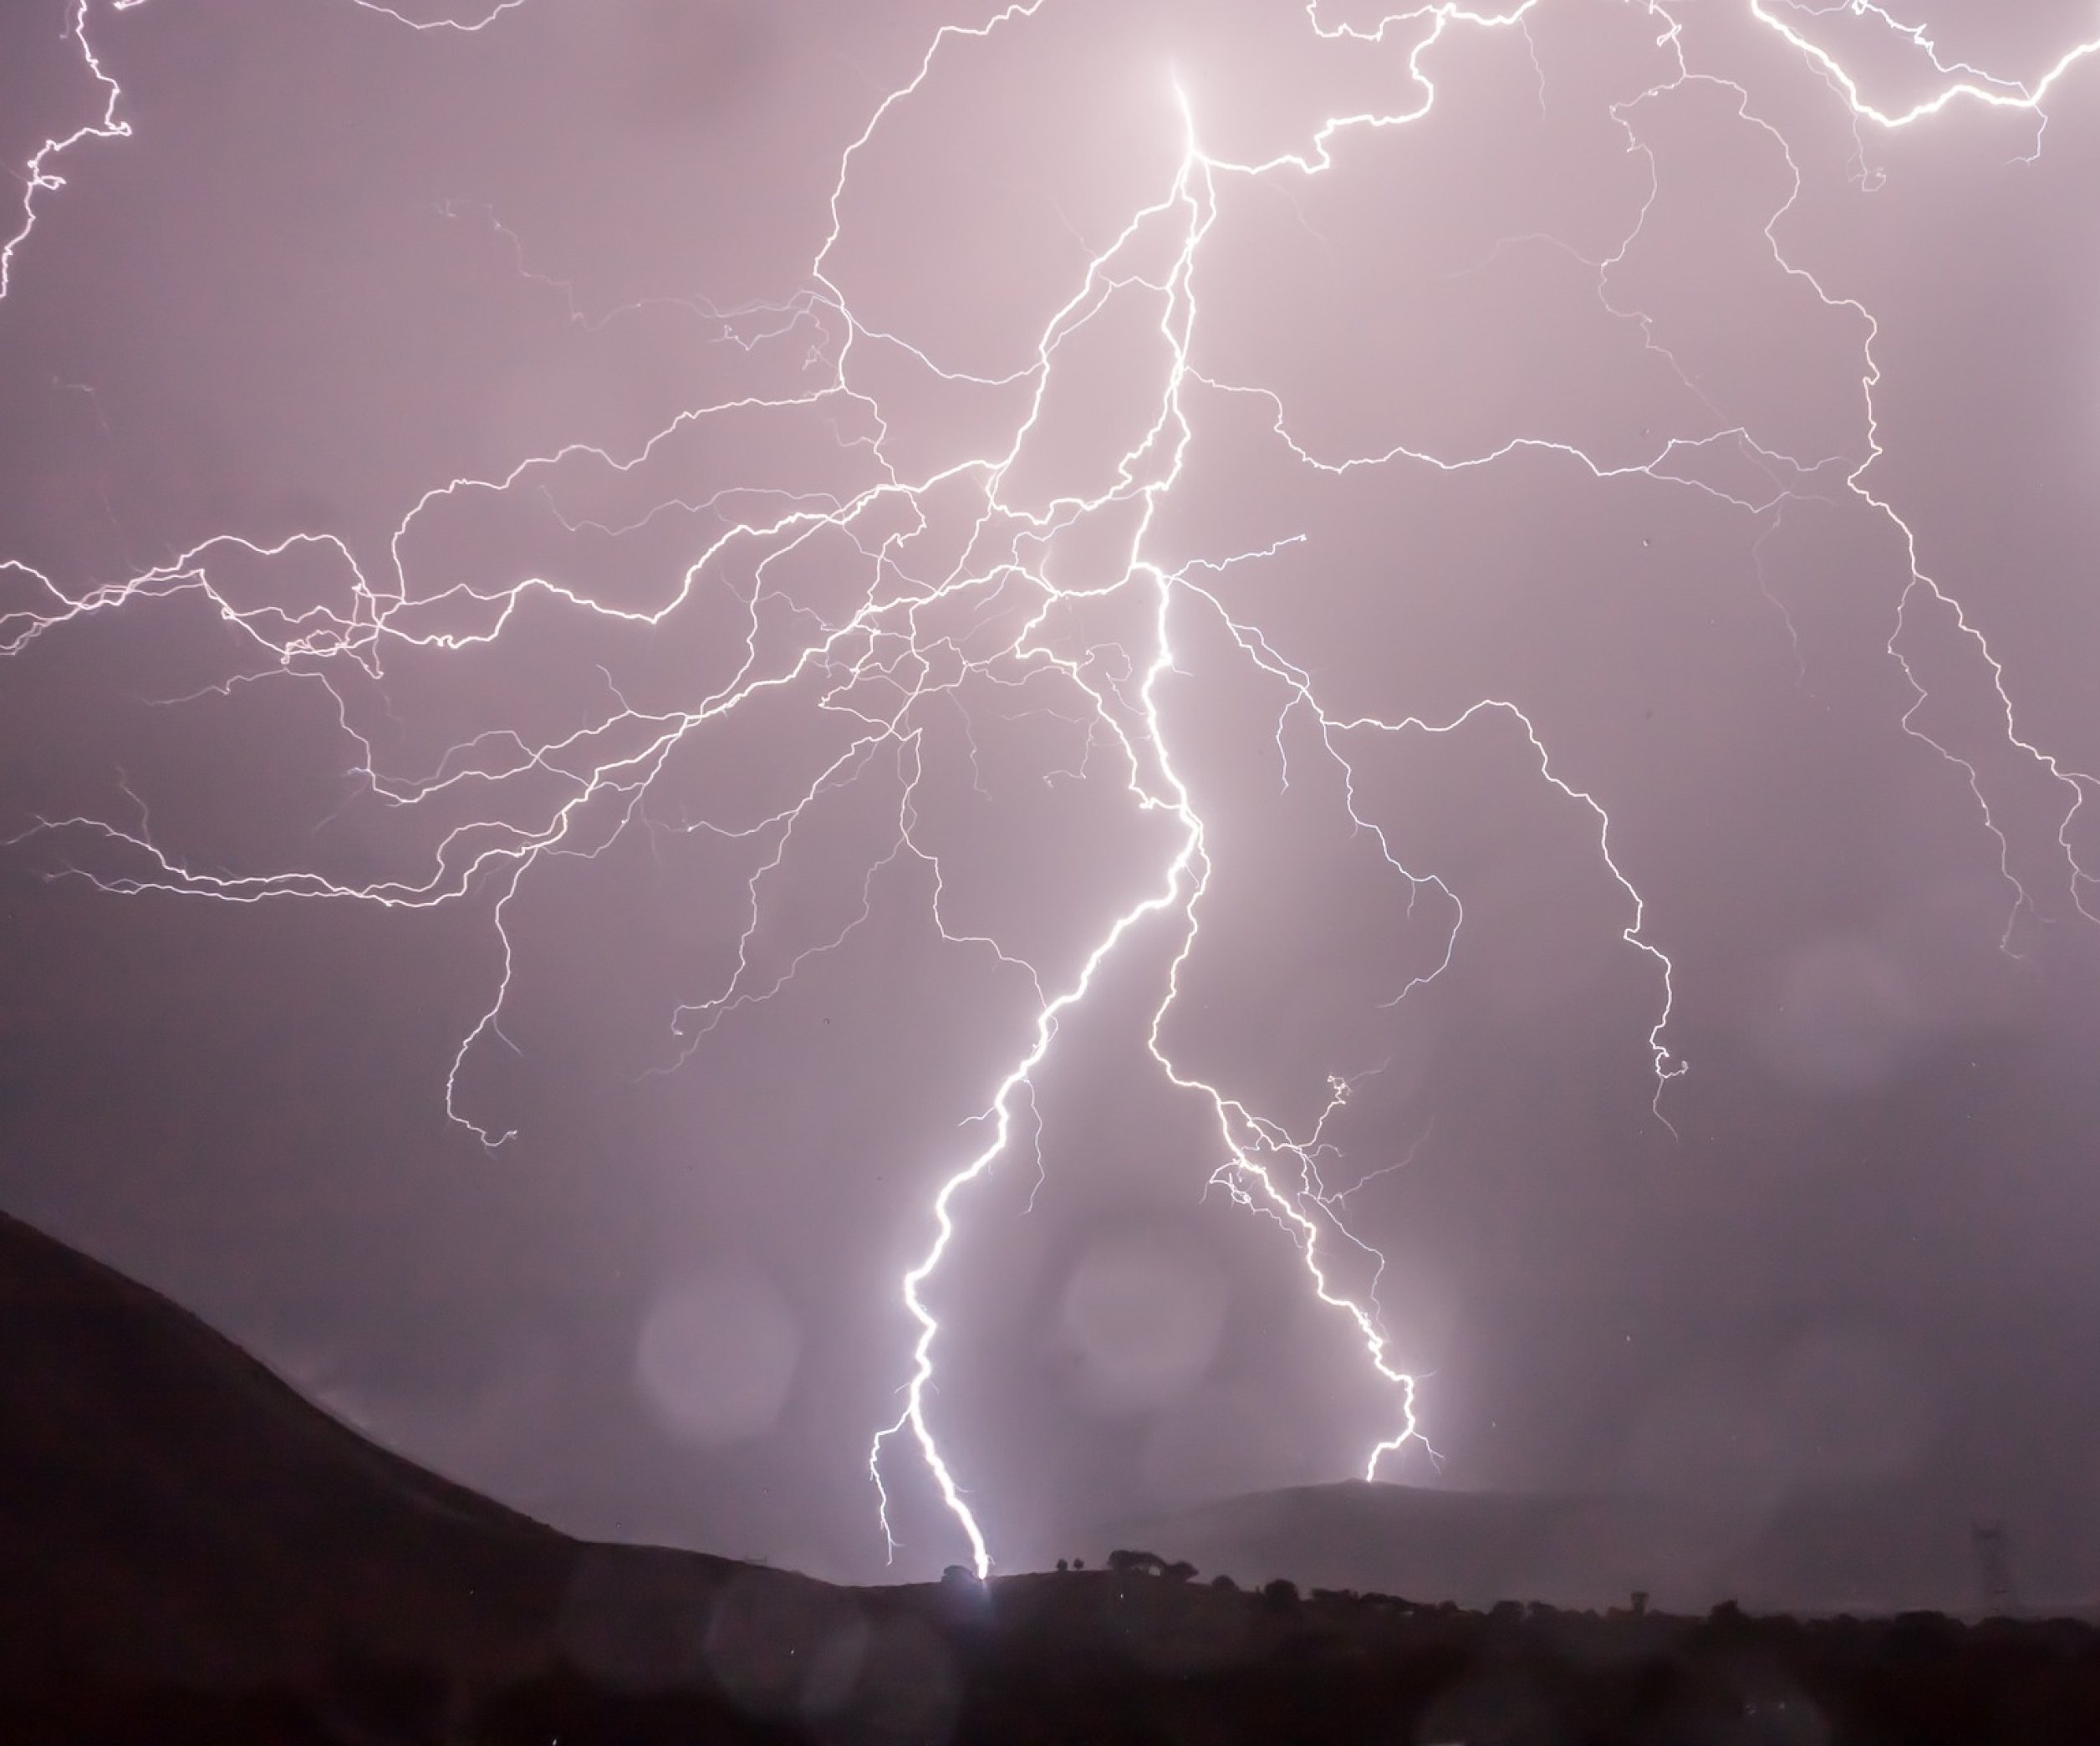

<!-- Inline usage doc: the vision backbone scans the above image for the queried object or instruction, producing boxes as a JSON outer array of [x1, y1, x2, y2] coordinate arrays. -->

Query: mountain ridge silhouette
[[0, 1204, 755, 1691]]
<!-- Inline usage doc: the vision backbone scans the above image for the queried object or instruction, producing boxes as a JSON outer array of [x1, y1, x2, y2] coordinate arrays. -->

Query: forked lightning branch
[[4, 0, 2096, 1578]]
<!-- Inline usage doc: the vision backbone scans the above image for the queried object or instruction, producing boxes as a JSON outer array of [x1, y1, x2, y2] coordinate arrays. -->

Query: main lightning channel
[[8, 0, 2100, 1582]]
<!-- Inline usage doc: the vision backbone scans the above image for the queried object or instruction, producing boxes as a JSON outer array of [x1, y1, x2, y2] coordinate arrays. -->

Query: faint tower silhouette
[[1971, 1521, 2018, 1616]]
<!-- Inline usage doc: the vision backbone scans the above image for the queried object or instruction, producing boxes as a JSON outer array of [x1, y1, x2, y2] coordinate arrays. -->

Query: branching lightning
[[3, 0, 529, 307], [6, 0, 2098, 1578]]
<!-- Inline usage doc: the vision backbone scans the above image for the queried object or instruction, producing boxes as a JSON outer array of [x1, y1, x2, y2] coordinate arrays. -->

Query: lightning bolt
[[3, 0, 529, 308], [1739, 0, 2100, 938], [6, 0, 2097, 1582], [2, 0, 133, 308]]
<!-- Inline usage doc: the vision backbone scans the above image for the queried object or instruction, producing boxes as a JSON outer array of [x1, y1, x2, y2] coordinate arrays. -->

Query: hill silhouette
[[0, 1205, 757, 1694], [1102, 1471, 2006, 1618], [6, 1205, 2100, 1743]]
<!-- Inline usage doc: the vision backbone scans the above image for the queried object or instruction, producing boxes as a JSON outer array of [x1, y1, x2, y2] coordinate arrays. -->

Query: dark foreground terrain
[[17, 1565, 2100, 1744], [5, 1206, 2099, 1743]]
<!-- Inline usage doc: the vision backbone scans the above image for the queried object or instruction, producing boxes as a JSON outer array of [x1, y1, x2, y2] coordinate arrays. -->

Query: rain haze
[[4, 0, 2100, 1611]]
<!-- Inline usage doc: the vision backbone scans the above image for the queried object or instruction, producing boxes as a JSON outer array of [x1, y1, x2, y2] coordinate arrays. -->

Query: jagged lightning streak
[[1751, 0, 2100, 133], [1741, 0, 2100, 935], [3, 0, 133, 307], [862, 50, 1679, 1570], [7, 0, 2100, 1581], [3, 0, 528, 307]]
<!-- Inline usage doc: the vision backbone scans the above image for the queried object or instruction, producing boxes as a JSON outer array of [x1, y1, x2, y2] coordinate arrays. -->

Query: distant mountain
[[1101, 1475, 2019, 1617]]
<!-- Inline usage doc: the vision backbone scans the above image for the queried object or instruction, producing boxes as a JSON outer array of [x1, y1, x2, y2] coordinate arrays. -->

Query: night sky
[[5, 0, 2100, 1601]]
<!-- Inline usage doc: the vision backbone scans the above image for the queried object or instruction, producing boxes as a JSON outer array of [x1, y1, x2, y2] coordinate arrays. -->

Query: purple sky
[[5, 0, 2100, 1598]]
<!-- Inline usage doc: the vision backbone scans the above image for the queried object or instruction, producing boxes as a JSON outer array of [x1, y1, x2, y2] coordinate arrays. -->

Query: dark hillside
[[0, 1204, 578, 1685], [4, 1207, 2098, 1743]]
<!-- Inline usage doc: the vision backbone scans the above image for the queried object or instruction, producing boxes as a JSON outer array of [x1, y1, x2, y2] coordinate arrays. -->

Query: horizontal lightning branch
[[6, 0, 2097, 1577]]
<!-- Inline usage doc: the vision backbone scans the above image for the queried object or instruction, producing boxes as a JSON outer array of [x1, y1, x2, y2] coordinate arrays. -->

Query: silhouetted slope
[[11, 1207, 2097, 1744], [0, 1206, 901, 1727], [0, 1207, 582, 1686]]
